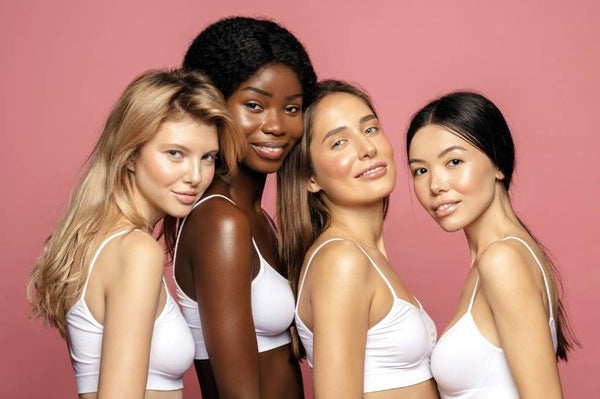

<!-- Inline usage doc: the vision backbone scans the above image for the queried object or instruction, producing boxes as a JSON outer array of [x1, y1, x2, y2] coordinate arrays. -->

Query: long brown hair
[[406, 91, 578, 360], [28, 69, 246, 338], [277, 80, 386, 358]]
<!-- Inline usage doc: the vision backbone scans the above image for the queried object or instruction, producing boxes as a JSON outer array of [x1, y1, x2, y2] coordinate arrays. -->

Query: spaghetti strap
[[295, 238, 344, 311], [467, 275, 479, 313], [502, 236, 554, 319], [81, 229, 136, 299], [172, 194, 237, 282], [353, 244, 398, 299]]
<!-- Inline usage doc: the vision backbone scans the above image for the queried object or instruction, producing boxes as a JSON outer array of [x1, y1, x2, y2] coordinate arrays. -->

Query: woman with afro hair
[[172, 17, 317, 399]]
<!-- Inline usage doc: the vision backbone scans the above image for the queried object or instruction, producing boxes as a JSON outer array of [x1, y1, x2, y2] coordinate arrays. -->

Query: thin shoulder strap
[[172, 194, 236, 280], [502, 236, 554, 319], [261, 209, 277, 235], [81, 230, 134, 298], [467, 275, 479, 313], [352, 244, 397, 299], [295, 238, 344, 311]]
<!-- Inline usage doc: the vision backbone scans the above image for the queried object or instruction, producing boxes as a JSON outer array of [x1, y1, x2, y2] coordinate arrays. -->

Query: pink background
[[2, 0, 598, 397]]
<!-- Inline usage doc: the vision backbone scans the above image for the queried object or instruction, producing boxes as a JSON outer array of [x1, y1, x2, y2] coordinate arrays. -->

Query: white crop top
[[430, 236, 558, 399], [66, 230, 195, 393], [173, 194, 294, 359], [295, 239, 437, 393]]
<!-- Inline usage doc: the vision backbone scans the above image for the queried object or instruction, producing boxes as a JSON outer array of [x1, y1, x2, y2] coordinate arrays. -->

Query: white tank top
[[173, 194, 294, 359], [430, 236, 558, 398], [66, 230, 195, 393], [295, 238, 437, 393]]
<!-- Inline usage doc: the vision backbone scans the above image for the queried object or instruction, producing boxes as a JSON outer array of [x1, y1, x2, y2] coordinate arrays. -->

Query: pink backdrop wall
[[2, 1, 598, 397]]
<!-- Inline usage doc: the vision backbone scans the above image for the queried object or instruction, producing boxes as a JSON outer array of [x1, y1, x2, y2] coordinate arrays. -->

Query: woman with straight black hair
[[173, 16, 317, 399], [406, 91, 577, 398]]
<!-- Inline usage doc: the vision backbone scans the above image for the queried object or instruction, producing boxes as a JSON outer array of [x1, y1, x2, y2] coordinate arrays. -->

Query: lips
[[432, 200, 460, 217], [172, 190, 198, 205], [250, 142, 287, 160], [355, 162, 387, 179]]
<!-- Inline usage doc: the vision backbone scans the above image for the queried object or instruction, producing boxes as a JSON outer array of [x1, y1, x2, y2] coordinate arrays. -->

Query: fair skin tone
[[78, 118, 219, 399], [174, 63, 305, 399], [297, 93, 439, 399], [408, 124, 563, 398]]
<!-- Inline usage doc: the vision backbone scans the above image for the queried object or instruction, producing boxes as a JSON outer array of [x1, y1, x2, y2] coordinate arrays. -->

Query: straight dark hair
[[406, 91, 578, 360], [277, 80, 388, 358]]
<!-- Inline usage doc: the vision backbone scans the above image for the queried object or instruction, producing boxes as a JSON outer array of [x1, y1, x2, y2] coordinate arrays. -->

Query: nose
[[358, 136, 377, 159], [261, 109, 284, 136], [429, 169, 448, 195], [184, 158, 201, 186]]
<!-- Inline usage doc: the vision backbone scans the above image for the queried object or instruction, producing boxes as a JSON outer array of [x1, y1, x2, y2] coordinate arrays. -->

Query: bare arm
[[307, 241, 373, 399], [184, 199, 260, 399], [479, 242, 563, 399], [97, 231, 165, 399]]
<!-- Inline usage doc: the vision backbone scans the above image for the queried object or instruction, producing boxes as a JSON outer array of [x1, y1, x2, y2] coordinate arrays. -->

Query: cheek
[[314, 152, 353, 182], [287, 115, 304, 141], [137, 153, 180, 188], [412, 179, 431, 209], [229, 105, 260, 138]]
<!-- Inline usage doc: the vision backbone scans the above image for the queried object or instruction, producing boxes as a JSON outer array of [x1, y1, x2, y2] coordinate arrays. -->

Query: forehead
[[151, 118, 218, 145], [313, 93, 372, 129], [236, 63, 302, 94], [409, 124, 476, 156]]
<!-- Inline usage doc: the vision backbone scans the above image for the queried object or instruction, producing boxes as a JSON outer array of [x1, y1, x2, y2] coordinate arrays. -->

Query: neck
[[327, 198, 386, 253], [229, 164, 267, 213], [463, 183, 522, 261]]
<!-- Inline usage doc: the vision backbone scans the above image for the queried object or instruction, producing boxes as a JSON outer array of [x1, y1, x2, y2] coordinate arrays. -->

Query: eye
[[364, 126, 378, 135], [331, 138, 347, 149], [412, 167, 427, 177], [447, 159, 462, 167], [245, 102, 263, 112], [284, 105, 301, 114], [167, 150, 183, 159], [202, 152, 218, 164]]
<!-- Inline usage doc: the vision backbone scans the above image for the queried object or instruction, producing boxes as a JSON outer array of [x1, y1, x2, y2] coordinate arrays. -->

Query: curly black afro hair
[[183, 16, 317, 108]]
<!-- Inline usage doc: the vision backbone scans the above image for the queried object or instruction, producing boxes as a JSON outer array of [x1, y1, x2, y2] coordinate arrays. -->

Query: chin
[[435, 218, 466, 233]]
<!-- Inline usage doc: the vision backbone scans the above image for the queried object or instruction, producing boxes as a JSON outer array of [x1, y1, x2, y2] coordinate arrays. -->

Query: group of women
[[28, 16, 576, 399]]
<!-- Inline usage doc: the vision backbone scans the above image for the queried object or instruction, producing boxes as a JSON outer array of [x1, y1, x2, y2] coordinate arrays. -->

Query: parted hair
[[183, 16, 317, 107], [277, 80, 387, 358], [27, 69, 246, 338], [406, 91, 578, 360]]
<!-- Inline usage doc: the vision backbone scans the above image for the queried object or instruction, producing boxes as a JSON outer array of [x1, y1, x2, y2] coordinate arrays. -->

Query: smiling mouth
[[433, 201, 459, 217], [355, 162, 387, 179], [172, 191, 197, 205], [251, 143, 286, 160]]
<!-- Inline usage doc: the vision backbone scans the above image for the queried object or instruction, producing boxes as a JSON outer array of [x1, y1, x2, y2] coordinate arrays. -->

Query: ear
[[495, 168, 505, 180], [306, 176, 322, 193], [126, 156, 136, 172]]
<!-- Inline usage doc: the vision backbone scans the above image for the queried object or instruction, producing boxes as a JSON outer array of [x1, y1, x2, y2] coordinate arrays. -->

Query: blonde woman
[[28, 70, 245, 399]]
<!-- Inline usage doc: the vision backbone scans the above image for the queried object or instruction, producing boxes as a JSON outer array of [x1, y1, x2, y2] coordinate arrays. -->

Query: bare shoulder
[[476, 239, 539, 304], [306, 239, 372, 292], [113, 230, 164, 277], [184, 195, 251, 239]]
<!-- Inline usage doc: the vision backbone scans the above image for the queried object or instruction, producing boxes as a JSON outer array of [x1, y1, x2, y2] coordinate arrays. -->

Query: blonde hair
[[27, 69, 246, 337]]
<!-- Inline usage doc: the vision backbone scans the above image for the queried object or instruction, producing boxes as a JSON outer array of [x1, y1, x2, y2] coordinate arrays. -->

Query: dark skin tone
[[174, 63, 304, 399]]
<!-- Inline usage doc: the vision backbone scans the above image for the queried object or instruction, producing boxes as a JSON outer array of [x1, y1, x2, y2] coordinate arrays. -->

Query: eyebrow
[[242, 87, 303, 101], [321, 114, 378, 143], [408, 145, 467, 164]]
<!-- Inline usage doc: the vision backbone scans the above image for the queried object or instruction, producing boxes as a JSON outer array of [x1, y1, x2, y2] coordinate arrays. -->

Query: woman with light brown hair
[[278, 80, 438, 399], [27, 69, 245, 399]]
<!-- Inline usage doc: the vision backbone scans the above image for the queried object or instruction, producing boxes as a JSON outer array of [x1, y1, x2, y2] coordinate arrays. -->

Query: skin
[[78, 118, 219, 399], [174, 63, 304, 399], [297, 93, 439, 399], [408, 124, 563, 398]]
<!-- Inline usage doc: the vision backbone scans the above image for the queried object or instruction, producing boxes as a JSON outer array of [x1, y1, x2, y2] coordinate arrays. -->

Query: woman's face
[[131, 118, 219, 224], [408, 124, 504, 232], [307, 92, 395, 207], [226, 63, 304, 174]]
